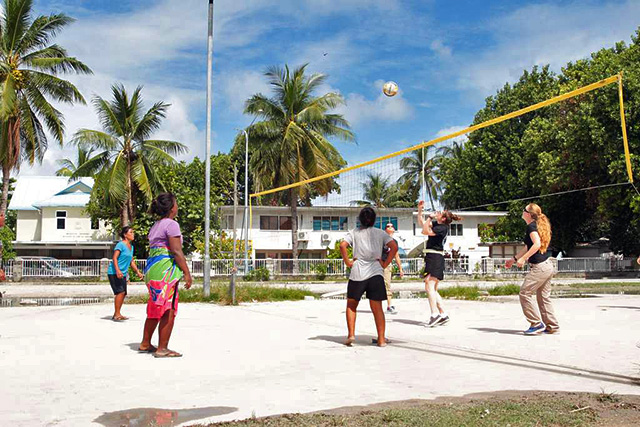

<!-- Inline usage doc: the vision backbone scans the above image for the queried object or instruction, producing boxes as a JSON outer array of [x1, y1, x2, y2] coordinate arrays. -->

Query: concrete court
[[1, 295, 639, 426]]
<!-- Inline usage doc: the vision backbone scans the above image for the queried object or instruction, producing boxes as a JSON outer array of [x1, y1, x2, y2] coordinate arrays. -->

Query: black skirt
[[423, 253, 445, 281], [108, 274, 127, 295]]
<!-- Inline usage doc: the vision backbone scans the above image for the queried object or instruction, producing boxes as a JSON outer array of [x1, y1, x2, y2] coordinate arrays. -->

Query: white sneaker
[[387, 306, 397, 315]]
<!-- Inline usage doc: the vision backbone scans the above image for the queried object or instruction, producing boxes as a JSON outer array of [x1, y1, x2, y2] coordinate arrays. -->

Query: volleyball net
[[249, 73, 633, 226]]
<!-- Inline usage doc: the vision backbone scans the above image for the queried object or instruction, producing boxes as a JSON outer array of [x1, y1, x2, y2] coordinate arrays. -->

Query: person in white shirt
[[340, 207, 398, 347]]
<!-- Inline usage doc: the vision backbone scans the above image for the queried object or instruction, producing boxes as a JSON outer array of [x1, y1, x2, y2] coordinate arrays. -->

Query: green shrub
[[245, 266, 270, 282], [488, 284, 521, 296], [0, 226, 16, 261], [438, 286, 481, 300], [314, 263, 327, 280]]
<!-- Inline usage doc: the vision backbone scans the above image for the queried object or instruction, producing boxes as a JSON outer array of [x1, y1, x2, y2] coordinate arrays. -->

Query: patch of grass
[[488, 284, 521, 296], [437, 286, 481, 300], [127, 285, 316, 305], [202, 395, 598, 426]]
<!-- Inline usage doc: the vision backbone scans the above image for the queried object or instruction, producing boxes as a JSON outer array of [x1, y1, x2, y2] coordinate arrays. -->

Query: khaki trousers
[[383, 264, 393, 301], [519, 259, 559, 330]]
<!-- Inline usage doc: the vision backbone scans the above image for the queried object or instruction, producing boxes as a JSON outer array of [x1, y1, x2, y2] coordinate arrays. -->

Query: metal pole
[[203, 0, 214, 297], [244, 129, 249, 274], [231, 165, 237, 304]]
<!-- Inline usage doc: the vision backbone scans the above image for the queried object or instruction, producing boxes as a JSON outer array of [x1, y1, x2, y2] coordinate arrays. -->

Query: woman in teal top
[[108, 226, 144, 321]]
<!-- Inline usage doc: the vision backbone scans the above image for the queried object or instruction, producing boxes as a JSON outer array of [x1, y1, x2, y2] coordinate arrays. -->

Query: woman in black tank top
[[417, 201, 462, 328]]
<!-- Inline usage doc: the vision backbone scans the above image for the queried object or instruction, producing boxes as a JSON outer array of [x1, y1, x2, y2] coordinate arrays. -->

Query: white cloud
[[457, 0, 640, 94], [219, 71, 270, 115], [434, 126, 469, 145], [337, 80, 414, 126], [430, 39, 452, 58]]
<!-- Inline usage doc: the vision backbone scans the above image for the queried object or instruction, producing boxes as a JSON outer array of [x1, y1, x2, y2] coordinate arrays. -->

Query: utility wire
[[454, 182, 634, 211]]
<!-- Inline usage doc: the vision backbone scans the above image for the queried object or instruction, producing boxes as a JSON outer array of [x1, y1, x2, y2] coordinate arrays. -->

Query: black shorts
[[347, 275, 386, 301], [108, 274, 127, 295], [423, 253, 445, 281]]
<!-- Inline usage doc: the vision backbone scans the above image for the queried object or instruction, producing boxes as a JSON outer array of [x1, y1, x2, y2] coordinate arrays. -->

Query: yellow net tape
[[618, 73, 633, 183], [251, 74, 630, 198]]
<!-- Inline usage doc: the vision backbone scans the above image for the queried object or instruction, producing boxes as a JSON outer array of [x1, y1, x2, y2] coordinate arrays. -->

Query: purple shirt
[[148, 218, 182, 248]]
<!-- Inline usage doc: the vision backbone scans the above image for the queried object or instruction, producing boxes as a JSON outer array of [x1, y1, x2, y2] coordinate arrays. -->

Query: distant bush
[[246, 267, 270, 282], [314, 263, 327, 281]]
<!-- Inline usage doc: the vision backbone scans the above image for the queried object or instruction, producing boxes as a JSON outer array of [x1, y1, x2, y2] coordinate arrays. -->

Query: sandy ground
[[1, 295, 639, 426]]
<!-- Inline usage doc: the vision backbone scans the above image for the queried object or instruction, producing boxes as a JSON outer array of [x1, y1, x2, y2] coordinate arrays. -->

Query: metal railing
[[5, 256, 635, 279], [22, 259, 101, 278]]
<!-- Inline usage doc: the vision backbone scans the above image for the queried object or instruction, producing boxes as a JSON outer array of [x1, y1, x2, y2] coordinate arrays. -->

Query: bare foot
[[344, 336, 355, 346]]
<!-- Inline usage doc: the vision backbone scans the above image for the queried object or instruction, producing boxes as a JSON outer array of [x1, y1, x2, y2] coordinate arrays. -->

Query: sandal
[[138, 345, 157, 353], [344, 337, 355, 347], [153, 349, 182, 358], [371, 338, 391, 346]]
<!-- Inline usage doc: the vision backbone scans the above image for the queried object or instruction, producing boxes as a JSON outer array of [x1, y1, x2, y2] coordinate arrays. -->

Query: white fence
[[21, 259, 100, 278], [5, 257, 636, 279]]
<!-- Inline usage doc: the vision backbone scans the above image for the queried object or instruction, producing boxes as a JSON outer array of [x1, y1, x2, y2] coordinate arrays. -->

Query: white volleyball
[[382, 81, 399, 97]]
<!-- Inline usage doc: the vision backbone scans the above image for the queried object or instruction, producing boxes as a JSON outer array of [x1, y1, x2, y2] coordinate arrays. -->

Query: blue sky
[[25, 0, 640, 179]]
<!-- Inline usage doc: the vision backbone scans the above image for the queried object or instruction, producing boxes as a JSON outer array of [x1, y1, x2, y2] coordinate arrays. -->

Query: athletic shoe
[[426, 315, 442, 327], [543, 328, 559, 335], [387, 306, 397, 315], [524, 323, 546, 335], [436, 315, 450, 326]]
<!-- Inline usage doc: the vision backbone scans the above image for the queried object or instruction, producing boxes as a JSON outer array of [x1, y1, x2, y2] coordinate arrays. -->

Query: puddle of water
[[94, 406, 237, 427], [0, 297, 107, 307]]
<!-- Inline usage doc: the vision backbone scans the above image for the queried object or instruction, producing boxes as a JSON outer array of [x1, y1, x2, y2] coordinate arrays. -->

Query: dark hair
[[120, 226, 132, 239], [150, 193, 176, 218], [358, 207, 376, 228], [442, 210, 462, 225]]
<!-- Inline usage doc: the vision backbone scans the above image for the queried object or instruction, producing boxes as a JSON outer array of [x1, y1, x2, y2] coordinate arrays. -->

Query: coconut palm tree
[[399, 146, 442, 210], [0, 0, 92, 215], [353, 172, 413, 208], [241, 64, 354, 266], [71, 84, 188, 226], [55, 146, 95, 178]]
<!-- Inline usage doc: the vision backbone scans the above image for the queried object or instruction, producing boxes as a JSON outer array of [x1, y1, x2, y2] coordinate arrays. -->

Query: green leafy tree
[[0, 0, 92, 215], [55, 146, 94, 177], [72, 84, 188, 226], [239, 64, 354, 268], [86, 154, 234, 258]]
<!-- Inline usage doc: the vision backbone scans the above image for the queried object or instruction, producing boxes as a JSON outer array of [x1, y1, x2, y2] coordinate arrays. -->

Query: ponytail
[[527, 203, 551, 253], [442, 210, 462, 225]]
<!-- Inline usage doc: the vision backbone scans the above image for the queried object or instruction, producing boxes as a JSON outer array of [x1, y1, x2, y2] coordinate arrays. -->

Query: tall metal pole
[[231, 165, 238, 304], [244, 129, 249, 274], [203, 0, 214, 297]]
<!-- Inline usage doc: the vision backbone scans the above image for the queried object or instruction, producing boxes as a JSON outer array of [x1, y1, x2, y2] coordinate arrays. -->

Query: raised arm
[[418, 202, 435, 236]]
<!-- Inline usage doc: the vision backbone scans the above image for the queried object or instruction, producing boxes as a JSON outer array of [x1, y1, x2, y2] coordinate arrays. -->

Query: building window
[[313, 216, 348, 231], [279, 216, 292, 230], [260, 215, 292, 230], [222, 215, 235, 229], [90, 218, 99, 230], [56, 211, 66, 230], [450, 223, 463, 236]]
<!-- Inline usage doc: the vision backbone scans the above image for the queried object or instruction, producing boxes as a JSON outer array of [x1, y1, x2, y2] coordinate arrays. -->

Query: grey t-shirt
[[343, 227, 393, 281]]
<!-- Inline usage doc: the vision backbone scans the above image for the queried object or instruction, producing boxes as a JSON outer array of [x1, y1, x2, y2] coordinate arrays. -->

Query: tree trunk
[[0, 163, 11, 217], [125, 149, 134, 225], [290, 188, 299, 275]]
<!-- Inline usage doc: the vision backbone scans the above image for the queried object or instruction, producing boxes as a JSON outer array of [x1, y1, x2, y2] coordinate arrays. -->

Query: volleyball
[[382, 81, 399, 97]]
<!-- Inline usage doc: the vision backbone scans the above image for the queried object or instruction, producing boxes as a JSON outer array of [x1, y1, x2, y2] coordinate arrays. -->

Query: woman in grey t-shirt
[[340, 207, 398, 347]]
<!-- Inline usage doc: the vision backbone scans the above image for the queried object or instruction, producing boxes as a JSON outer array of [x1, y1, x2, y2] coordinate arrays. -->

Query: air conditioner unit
[[321, 233, 330, 241], [297, 232, 308, 241]]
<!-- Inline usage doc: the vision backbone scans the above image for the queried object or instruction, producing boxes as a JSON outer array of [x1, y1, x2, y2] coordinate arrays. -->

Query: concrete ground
[[1, 295, 639, 426]]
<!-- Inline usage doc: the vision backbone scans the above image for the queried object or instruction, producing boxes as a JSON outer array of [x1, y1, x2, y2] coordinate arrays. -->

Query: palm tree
[[399, 147, 442, 210], [0, 0, 92, 215], [353, 172, 413, 208], [242, 64, 354, 266], [71, 84, 188, 226], [55, 146, 94, 177]]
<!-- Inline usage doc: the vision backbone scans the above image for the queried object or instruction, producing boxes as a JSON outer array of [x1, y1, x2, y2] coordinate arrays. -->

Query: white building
[[220, 206, 507, 267], [9, 176, 113, 258]]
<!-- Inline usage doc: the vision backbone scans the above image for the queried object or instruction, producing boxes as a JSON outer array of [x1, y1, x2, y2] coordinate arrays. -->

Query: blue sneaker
[[524, 323, 545, 335]]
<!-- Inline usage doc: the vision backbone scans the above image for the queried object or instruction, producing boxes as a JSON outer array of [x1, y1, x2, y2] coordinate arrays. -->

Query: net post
[[618, 72, 634, 183]]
